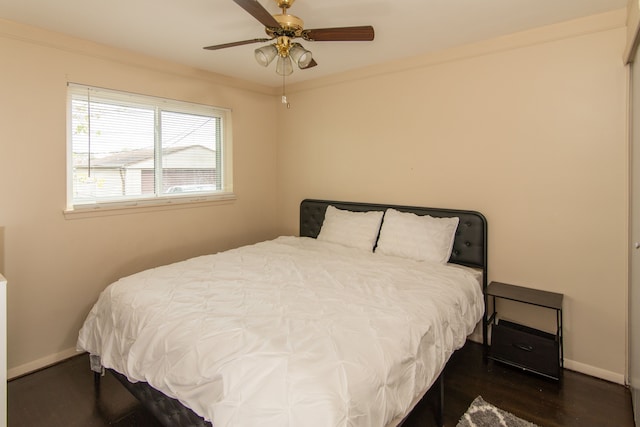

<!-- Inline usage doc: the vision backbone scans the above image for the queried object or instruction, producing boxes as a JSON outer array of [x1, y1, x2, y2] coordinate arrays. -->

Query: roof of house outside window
[[75, 145, 215, 169]]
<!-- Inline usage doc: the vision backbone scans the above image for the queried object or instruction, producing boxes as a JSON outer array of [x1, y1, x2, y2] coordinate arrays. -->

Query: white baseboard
[[563, 358, 626, 385], [8, 347, 81, 380]]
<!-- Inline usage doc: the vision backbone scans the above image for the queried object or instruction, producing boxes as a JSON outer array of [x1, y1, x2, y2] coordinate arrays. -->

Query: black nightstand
[[486, 281, 563, 380]]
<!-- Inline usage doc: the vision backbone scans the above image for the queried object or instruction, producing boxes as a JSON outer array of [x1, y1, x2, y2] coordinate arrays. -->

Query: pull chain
[[87, 88, 92, 177], [281, 73, 290, 109]]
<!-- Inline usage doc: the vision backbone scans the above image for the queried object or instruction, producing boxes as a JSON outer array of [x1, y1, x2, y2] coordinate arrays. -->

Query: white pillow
[[317, 205, 384, 251], [375, 208, 459, 263]]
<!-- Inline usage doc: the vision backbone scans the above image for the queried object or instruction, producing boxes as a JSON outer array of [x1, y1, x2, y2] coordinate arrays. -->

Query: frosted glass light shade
[[289, 44, 313, 69], [276, 56, 293, 76], [254, 45, 278, 67]]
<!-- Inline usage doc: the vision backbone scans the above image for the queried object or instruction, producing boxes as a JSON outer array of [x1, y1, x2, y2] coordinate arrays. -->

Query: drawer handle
[[513, 343, 534, 352]]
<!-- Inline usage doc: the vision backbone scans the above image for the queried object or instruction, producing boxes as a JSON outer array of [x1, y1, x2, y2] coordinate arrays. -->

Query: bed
[[78, 199, 488, 427]]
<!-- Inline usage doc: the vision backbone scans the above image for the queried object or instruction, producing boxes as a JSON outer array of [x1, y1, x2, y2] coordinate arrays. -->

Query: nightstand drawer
[[490, 320, 560, 379]]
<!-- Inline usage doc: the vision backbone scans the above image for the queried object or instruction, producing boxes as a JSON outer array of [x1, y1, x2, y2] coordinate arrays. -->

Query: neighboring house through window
[[67, 83, 233, 211]]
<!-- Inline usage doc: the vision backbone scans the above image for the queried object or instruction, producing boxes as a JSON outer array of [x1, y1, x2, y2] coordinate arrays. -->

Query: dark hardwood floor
[[8, 341, 635, 427]]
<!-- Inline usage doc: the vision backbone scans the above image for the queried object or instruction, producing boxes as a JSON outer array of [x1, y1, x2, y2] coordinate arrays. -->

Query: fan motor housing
[[266, 13, 304, 37]]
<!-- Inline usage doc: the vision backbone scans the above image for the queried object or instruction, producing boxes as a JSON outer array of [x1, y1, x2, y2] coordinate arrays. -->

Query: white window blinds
[[67, 84, 232, 209]]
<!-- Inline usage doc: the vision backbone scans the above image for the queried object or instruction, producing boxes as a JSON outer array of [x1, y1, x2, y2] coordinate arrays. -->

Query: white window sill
[[63, 192, 237, 220]]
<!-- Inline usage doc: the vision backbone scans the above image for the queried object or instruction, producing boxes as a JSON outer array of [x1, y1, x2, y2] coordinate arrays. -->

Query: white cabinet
[[0, 274, 5, 427]]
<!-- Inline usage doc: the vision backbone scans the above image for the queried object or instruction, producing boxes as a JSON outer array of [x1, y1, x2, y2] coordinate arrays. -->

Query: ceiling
[[0, 0, 628, 87]]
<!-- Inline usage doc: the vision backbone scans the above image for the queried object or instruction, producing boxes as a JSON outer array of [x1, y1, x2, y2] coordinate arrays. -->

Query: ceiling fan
[[204, 0, 375, 75]]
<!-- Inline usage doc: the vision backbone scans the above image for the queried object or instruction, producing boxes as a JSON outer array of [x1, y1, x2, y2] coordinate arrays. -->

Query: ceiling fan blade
[[203, 38, 271, 50], [300, 58, 317, 69], [302, 26, 374, 42], [233, 0, 281, 28]]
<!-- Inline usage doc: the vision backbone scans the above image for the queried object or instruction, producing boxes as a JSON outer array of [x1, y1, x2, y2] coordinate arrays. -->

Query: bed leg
[[94, 371, 101, 396], [435, 372, 444, 427], [89, 354, 104, 396], [90, 356, 109, 422]]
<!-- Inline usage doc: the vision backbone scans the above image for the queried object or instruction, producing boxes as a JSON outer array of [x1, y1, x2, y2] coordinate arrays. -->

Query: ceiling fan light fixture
[[276, 55, 294, 76], [289, 43, 312, 69], [254, 44, 278, 67], [204, 0, 375, 78]]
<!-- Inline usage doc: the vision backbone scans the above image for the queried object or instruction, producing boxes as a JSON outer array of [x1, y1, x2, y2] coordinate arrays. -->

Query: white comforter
[[77, 236, 483, 427]]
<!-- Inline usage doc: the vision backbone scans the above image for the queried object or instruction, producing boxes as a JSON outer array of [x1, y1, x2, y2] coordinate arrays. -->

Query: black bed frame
[[97, 199, 488, 427]]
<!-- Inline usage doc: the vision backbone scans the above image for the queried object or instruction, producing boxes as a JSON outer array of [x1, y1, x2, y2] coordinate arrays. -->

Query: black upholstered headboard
[[300, 198, 489, 352], [300, 199, 487, 273]]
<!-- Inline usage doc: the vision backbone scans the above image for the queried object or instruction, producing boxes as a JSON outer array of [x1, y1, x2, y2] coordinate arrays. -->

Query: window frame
[[65, 83, 234, 215]]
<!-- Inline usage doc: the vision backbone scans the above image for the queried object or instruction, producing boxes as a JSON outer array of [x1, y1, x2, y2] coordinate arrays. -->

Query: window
[[67, 84, 233, 211]]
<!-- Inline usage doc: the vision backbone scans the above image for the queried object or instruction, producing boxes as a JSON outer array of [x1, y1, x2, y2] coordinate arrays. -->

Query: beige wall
[[0, 19, 280, 377], [277, 10, 629, 382], [0, 8, 630, 383]]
